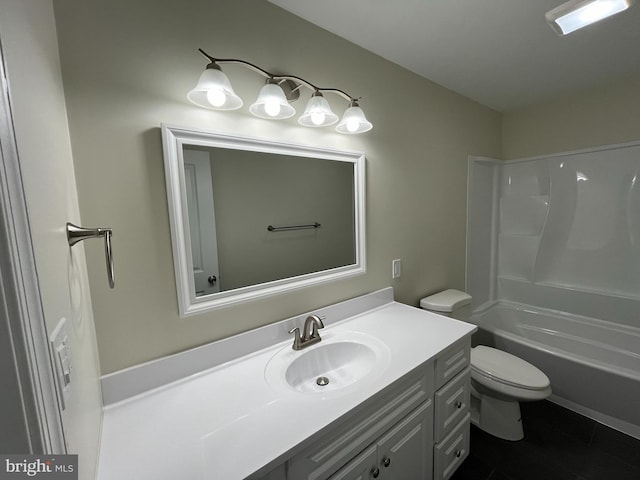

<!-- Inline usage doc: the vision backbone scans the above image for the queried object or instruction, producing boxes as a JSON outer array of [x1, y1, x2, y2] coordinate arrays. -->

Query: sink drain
[[316, 376, 330, 386]]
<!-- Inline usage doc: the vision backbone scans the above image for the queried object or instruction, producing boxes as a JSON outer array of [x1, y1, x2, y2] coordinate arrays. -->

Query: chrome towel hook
[[66, 223, 115, 288]]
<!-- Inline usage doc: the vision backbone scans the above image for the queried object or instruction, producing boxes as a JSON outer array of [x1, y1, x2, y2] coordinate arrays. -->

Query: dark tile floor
[[451, 401, 640, 480]]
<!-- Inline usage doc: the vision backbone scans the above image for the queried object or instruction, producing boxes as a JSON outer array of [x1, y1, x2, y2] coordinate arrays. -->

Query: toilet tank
[[420, 289, 472, 321]]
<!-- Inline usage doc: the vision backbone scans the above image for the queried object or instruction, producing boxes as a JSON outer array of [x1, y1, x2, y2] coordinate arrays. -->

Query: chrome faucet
[[289, 314, 325, 350]]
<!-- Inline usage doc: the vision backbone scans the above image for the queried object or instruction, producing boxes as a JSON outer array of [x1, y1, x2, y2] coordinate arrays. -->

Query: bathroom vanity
[[97, 288, 474, 480], [274, 339, 471, 480]]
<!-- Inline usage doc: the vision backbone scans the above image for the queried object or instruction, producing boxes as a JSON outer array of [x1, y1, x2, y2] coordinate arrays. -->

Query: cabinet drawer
[[288, 365, 434, 480], [435, 340, 470, 389], [434, 413, 470, 480], [434, 367, 470, 442], [327, 445, 378, 480]]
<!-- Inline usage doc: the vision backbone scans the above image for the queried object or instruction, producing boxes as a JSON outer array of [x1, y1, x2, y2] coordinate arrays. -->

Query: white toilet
[[420, 289, 552, 441]]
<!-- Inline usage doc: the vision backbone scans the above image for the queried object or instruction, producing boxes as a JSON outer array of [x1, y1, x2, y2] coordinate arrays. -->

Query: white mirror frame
[[161, 124, 366, 317]]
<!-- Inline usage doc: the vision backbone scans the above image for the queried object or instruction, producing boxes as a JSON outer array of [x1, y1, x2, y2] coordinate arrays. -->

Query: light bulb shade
[[187, 67, 243, 110], [298, 93, 339, 127], [249, 83, 296, 119], [336, 105, 373, 134], [546, 0, 635, 35]]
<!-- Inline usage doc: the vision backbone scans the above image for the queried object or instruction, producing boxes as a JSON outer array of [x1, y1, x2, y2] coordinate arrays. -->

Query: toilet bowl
[[421, 289, 552, 440], [469, 345, 551, 440]]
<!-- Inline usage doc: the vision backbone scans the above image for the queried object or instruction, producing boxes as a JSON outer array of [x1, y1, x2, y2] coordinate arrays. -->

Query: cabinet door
[[251, 463, 286, 480], [377, 401, 433, 480], [328, 445, 378, 480]]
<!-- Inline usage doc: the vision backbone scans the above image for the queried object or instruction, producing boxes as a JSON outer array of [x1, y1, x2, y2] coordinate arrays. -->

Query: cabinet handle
[[382, 456, 391, 468], [371, 467, 380, 478], [455, 401, 463, 409], [455, 450, 462, 458]]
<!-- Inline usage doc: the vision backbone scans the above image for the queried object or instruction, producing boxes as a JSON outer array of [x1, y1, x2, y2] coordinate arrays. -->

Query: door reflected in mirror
[[162, 125, 366, 316]]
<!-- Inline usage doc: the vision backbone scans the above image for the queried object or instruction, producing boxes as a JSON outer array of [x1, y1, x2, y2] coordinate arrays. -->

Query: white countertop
[[97, 298, 475, 480]]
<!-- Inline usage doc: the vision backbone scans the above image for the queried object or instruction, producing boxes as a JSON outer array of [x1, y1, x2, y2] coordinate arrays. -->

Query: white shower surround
[[467, 140, 640, 438], [497, 144, 640, 306]]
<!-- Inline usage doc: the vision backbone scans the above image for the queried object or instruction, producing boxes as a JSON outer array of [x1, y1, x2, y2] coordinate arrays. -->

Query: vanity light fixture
[[187, 62, 243, 110], [187, 49, 372, 134], [249, 79, 296, 120], [298, 91, 339, 127], [336, 100, 374, 135], [546, 0, 635, 35]]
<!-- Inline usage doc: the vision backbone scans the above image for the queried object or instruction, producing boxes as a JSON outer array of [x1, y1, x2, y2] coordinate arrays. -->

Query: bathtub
[[470, 301, 640, 439]]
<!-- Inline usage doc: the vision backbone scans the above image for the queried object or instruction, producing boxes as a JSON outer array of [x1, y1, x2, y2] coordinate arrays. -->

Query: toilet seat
[[471, 346, 550, 392]]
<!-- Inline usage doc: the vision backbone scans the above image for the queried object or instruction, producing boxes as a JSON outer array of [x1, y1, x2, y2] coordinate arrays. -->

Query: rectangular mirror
[[161, 125, 366, 316]]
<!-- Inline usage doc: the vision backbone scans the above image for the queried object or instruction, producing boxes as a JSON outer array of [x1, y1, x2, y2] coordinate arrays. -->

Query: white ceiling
[[268, 0, 640, 112]]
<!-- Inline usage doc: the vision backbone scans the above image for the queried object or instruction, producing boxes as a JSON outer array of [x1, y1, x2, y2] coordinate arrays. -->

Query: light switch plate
[[49, 317, 72, 410], [392, 259, 402, 279]]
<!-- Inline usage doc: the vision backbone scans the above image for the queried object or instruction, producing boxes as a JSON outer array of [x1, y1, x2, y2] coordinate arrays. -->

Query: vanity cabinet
[[256, 338, 472, 480], [96, 289, 479, 480]]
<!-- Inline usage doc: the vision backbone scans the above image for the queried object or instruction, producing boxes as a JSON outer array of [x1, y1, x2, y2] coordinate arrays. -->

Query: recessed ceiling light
[[546, 0, 635, 35]]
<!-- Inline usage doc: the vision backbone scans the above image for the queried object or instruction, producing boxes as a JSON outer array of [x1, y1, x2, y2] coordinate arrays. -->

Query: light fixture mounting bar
[[198, 49, 354, 102]]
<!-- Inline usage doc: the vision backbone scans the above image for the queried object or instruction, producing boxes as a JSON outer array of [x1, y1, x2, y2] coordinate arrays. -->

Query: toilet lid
[[420, 289, 472, 312], [471, 346, 550, 390]]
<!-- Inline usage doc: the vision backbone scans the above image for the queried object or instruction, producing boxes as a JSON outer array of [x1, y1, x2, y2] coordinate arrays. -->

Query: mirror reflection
[[183, 145, 357, 296]]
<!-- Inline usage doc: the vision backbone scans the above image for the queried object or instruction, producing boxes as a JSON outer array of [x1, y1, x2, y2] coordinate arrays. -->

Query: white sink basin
[[265, 331, 391, 396]]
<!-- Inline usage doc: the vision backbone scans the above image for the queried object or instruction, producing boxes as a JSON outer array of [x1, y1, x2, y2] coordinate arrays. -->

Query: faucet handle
[[289, 327, 303, 350], [289, 326, 301, 337]]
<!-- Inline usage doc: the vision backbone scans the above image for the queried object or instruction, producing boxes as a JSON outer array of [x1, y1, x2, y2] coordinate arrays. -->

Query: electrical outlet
[[50, 318, 72, 410], [392, 259, 402, 279]]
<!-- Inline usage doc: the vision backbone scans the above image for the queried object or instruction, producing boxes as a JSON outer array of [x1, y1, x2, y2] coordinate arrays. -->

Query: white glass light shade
[[187, 68, 243, 110], [546, 0, 634, 35], [298, 93, 339, 127], [335, 105, 373, 134], [249, 83, 296, 119]]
